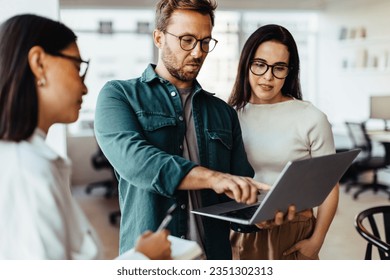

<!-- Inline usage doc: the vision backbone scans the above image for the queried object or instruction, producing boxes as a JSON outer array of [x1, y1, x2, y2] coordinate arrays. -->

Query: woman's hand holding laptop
[[255, 205, 297, 229]]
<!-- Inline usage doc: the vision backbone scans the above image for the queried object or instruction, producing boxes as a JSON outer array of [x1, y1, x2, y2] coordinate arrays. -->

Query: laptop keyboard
[[220, 204, 259, 220]]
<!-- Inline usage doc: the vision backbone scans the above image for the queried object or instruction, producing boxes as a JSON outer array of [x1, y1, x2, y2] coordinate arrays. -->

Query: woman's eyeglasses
[[50, 52, 90, 81], [250, 59, 290, 79]]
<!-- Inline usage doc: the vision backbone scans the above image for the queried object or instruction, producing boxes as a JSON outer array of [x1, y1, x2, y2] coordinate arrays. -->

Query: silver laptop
[[191, 149, 360, 225]]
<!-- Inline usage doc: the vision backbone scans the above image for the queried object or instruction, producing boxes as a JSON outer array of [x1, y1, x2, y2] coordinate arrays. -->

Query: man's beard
[[162, 45, 203, 82]]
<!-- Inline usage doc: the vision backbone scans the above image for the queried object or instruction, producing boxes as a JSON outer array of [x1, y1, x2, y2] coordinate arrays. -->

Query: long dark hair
[[155, 0, 217, 32], [228, 24, 302, 110], [0, 14, 77, 141]]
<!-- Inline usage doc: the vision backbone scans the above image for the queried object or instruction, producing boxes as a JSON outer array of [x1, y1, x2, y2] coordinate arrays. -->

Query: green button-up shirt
[[94, 64, 253, 259]]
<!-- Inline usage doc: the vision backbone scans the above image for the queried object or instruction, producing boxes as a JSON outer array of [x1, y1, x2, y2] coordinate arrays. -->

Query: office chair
[[86, 148, 117, 198], [86, 147, 121, 225], [344, 121, 390, 200], [354, 205, 390, 260]]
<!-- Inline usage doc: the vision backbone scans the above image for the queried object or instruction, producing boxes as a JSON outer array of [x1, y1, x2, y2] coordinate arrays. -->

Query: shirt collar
[[141, 64, 215, 97], [28, 128, 64, 162], [140, 64, 160, 83]]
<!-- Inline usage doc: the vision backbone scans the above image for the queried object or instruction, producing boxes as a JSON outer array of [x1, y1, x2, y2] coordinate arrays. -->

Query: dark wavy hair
[[155, 0, 217, 32], [0, 14, 77, 141], [228, 24, 302, 110]]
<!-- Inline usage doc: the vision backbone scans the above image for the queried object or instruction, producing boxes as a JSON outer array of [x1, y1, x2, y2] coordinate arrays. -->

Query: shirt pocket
[[206, 129, 232, 172], [137, 112, 177, 149], [137, 112, 177, 131]]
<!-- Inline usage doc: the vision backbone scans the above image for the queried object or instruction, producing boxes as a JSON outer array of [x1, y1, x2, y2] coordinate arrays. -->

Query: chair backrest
[[345, 122, 372, 155], [91, 146, 111, 169], [354, 205, 390, 260]]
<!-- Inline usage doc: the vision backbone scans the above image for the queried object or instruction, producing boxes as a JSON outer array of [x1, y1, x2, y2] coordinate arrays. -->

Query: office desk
[[368, 130, 390, 142]]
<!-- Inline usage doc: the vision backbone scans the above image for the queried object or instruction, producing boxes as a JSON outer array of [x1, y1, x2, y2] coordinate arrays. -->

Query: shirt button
[[179, 145, 183, 150], [181, 204, 186, 210], [237, 228, 242, 232], [170, 91, 176, 97], [178, 116, 184, 121], [180, 235, 186, 239]]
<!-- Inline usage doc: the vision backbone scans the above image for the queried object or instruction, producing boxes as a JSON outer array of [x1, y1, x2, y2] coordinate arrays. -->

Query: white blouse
[[0, 129, 103, 259]]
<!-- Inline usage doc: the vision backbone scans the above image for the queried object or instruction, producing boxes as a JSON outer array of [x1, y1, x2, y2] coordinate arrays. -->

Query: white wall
[[0, 0, 59, 22], [0, 0, 68, 158], [316, 0, 390, 133]]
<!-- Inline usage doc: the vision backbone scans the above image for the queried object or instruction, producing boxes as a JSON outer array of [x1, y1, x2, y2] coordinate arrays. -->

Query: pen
[[157, 203, 177, 231]]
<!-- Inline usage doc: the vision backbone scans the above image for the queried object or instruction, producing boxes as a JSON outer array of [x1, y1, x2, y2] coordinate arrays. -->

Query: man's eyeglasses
[[164, 31, 218, 53], [50, 52, 90, 81], [250, 60, 290, 79]]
